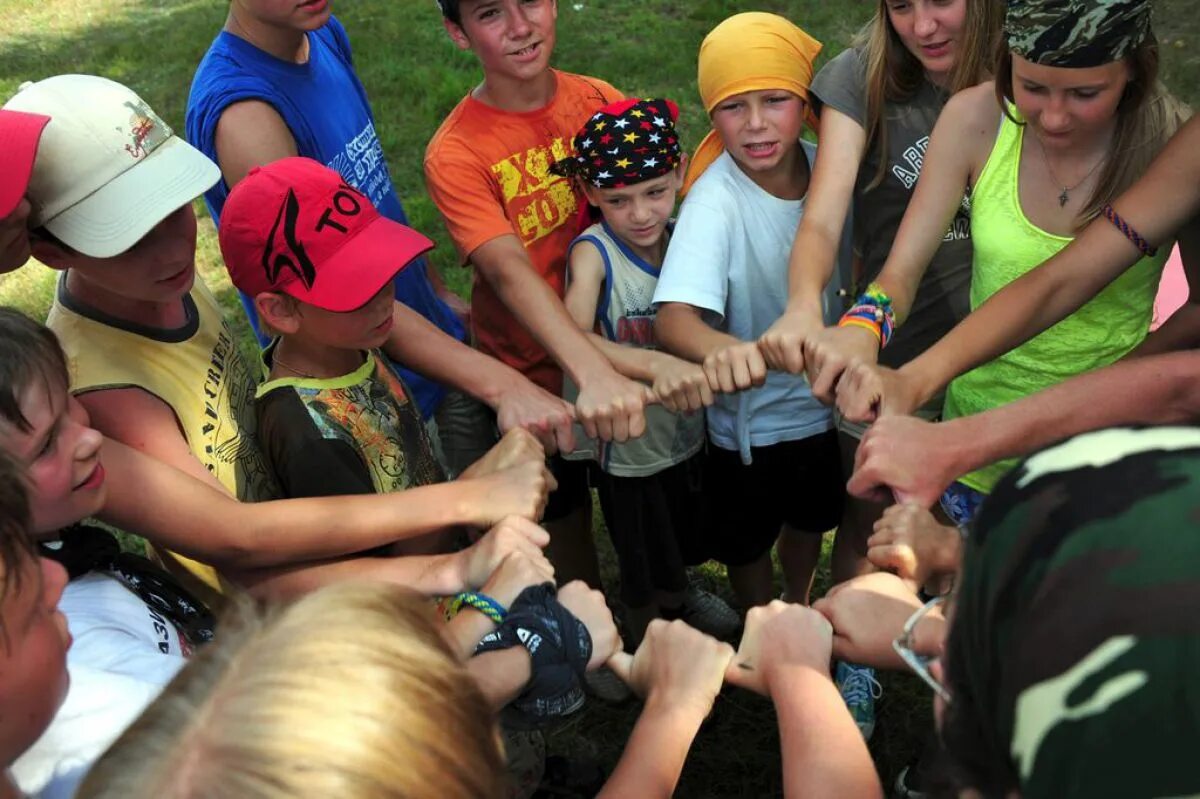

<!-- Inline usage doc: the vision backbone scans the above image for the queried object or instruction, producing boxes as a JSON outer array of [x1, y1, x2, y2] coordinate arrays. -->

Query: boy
[[427, 0, 650, 587], [651, 14, 878, 736], [187, 0, 573, 476], [556, 97, 737, 644], [0, 108, 49, 273], [220, 156, 453, 513]]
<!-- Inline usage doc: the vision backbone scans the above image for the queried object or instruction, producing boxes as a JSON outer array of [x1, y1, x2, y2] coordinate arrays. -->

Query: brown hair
[[858, 0, 1005, 188], [78, 582, 507, 799], [0, 448, 37, 650], [994, 36, 1191, 228], [0, 308, 69, 435]]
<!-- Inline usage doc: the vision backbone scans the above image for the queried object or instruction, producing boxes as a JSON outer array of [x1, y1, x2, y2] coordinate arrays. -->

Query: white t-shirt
[[653, 143, 850, 462], [12, 574, 187, 798]]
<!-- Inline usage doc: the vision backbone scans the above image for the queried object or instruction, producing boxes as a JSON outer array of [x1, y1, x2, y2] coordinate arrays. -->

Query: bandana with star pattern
[[551, 98, 682, 189]]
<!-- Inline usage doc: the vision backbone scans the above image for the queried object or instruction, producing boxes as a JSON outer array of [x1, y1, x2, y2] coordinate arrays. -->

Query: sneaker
[[835, 661, 882, 740], [583, 665, 633, 703], [892, 765, 930, 799], [674, 585, 741, 640]]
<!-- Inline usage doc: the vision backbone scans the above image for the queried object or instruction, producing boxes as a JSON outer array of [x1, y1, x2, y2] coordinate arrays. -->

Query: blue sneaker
[[835, 661, 881, 740]]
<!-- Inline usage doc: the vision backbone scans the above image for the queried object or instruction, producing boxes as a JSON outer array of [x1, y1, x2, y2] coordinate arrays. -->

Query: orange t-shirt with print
[[425, 70, 623, 395]]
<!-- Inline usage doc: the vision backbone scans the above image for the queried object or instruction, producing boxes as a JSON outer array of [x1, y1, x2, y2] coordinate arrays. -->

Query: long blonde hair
[[859, 0, 1005, 188], [994, 36, 1191, 228], [77, 582, 507, 799]]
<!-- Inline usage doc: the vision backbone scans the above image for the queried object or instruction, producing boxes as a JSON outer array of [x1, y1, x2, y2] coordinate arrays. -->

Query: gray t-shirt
[[811, 48, 973, 370]]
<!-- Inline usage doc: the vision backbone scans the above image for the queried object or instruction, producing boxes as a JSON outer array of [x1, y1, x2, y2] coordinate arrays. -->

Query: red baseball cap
[[219, 157, 434, 312], [0, 109, 50, 219]]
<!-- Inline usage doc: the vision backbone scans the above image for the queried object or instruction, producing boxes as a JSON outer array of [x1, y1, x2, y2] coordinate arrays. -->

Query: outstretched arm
[[895, 115, 1200, 407], [849, 349, 1200, 506]]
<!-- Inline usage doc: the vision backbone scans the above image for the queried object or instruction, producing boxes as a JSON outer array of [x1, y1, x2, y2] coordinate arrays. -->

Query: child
[[555, 97, 737, 644], [652, 13, 878, 735], [426, 0, 649, 588], [0, 451, 71, 799], [0, 310, 203, 798], [219, 156, 449, 514], [187, 0, 573, 476]]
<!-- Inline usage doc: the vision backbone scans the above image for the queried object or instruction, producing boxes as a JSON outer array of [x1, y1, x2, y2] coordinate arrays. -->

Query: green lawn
[[1, 0, 1197, 795]]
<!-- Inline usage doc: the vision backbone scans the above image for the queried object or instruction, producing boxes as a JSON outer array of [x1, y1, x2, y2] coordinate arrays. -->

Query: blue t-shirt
[[186, 16, 463, 418]]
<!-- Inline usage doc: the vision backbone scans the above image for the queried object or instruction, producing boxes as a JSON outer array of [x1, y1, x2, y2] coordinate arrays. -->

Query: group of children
[[0, 0, 1196, 795]]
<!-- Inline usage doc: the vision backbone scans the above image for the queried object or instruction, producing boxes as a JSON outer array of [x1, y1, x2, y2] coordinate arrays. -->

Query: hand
[[847, 415, 963, 506], [0, 198, 33, 274], [726, 601, 832, 696], [574, 367, 655, 443], [703, 340, 767, 394], [812, 572, 932, 671], [493, 375, 577, 456], [461, 460, 557, 527], [836, 362, 925, 424], [556, 580, 623, 670], [464, 428, 545, 479], [459, 516, 551, 589], [650, 353, 714, 413], [803, 325, 880, 405], [608, 619, 734, 716], [480, 550, 555, 609], [758, 309, 824, 374], [868, 503, 961, 587], [439, 289, 472, 331]]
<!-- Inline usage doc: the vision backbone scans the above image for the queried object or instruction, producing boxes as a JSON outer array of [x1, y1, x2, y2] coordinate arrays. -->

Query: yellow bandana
[[685, 12, 823, 195]]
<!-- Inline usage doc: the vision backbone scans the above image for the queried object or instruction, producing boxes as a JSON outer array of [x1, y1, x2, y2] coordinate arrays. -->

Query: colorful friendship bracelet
[[837, 282, 896, 348], [1101, 203, 1158, 258], [449, 591, 508, 624]]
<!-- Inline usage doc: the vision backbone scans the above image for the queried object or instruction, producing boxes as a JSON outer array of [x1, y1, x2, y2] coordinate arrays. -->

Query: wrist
[[644, 689, 714, 724], [898, 357, 944, 410], [783, 297, 824, 322], [477, 363, 525, 410]]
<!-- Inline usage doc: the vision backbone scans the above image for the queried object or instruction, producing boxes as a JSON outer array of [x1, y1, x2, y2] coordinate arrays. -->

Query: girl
[[804, 0, 1188, 524]]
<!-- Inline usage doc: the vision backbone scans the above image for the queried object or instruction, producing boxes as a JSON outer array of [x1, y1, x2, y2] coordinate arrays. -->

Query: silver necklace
[[270, 352, 319, 380], [1034, 132, 1107, 208]]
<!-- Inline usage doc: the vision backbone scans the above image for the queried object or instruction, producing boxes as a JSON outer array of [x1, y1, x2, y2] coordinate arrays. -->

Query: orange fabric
[[684, 12, 823, 195], [425, 71, 622, 394]]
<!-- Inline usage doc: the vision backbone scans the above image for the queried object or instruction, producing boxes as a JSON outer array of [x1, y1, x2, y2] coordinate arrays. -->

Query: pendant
[[1058, 188, 1069, 207]]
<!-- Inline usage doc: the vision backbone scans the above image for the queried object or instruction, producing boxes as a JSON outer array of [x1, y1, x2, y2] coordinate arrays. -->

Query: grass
[[1, 0, 1197, 795]]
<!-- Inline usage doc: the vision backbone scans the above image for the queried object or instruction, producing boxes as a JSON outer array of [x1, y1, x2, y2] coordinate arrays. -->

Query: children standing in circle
[[556, 98, 738, 645], [806, 0, 1188, 525]]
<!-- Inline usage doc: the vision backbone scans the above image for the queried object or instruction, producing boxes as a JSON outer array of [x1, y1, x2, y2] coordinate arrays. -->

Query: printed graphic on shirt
[[205, 323, 277, 501], [490, 137, 578, 246], [327, 121, 391, 212], [892, 135, 971, 242], [291, 357, 443, 494], [608, 272, 656, 346]]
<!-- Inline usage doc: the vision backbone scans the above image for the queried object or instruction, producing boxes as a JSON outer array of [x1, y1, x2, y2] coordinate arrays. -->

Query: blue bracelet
[[451, 591, 507, 624]]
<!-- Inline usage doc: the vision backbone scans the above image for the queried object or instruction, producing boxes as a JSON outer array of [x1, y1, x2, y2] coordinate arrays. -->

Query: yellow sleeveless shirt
[[47, 276, 280, 601]]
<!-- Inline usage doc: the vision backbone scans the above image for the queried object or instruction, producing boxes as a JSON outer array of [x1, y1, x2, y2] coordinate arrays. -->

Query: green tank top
[[943, 108, 1166, 494]]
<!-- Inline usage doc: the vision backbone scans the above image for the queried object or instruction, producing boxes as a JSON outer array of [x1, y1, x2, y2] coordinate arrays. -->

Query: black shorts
[[703, 430, 845, 567], [593, 453, 708, 608], [543, 454, 591, 522]]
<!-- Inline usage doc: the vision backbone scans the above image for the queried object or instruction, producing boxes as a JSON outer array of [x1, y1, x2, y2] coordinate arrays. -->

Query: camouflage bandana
[[948, 427, 1200, 798], [550, 98, 683, 189], [1005, 0, 1152, 67]]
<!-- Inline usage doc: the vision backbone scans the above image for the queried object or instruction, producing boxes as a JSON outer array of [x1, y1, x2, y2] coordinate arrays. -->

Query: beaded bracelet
[[448, 591, 508, 624], [1101, 203, 1157, 258]]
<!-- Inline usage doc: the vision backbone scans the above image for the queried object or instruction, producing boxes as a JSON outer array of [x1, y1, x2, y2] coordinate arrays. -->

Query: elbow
[[653, 304, 685, 350]]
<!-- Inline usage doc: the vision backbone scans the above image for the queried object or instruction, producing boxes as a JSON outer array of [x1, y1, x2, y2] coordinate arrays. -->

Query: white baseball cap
[[3, 74, 220, 258]]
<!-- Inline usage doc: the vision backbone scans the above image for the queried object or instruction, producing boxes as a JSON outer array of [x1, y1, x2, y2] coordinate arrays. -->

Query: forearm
[[932, 350, 1200, 476], [99, 442, 497, 568], [382, 302, 526, 409], [786, 226, 840, 319], [598, 698, 707, 799], [228, 550, 467, 602], [479, 259, 614, 384], [466, 648, 532, 710], [772, 668, 882, 799], [655, 304, 741, 363], [586, 332, 671, 384]]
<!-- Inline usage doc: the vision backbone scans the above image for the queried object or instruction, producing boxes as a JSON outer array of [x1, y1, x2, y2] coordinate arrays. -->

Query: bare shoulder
[[568, 236, 606, 277], [939, 82, 1003, 138], [214, 100, 298, 184]]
